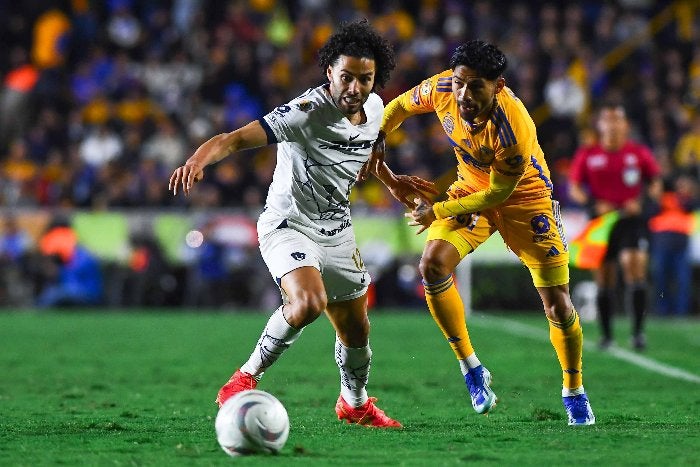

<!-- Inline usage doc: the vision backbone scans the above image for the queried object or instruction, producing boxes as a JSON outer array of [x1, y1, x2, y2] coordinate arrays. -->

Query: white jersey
[[258, 84, 383, 243]]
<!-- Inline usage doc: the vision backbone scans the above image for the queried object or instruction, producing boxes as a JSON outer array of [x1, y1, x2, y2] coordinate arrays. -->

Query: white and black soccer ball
[[215, 389, 290, 457]]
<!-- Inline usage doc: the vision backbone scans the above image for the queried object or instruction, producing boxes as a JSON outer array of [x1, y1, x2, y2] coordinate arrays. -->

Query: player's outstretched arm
[[169, 120, 268, 196], [430, 171, 518, 219]]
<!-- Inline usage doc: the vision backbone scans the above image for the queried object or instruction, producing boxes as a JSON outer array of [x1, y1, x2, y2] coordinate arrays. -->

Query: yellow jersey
[[388, 69, 553, 204]]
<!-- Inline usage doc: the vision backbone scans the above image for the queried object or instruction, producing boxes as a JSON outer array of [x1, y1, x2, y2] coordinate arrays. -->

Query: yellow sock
[[424, 275, 474, 360], [548, 309, 583, 389]]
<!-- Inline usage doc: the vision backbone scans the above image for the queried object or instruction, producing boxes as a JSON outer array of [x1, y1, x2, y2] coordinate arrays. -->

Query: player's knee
[[287, 291, 327, 325], [544, 295, 573, 322], [419, 255, 451, 282]]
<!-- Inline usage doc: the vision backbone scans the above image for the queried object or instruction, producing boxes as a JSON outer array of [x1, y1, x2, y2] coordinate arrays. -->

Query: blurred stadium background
[[0, 0, 699, 314]]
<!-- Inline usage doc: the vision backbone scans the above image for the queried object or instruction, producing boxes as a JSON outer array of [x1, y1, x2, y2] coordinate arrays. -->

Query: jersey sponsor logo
[[442, 113, 455, 134], [349, 133, 360, 141], [453, 144, 491, 172], [319, 218, 351, 237], [318, 140, 372, 152], [291, 252, 306, 260]]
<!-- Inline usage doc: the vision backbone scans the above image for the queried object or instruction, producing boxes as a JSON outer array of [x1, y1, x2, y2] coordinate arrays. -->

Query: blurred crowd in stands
[[0, 0, 699, 312], [1, 0, 699, 211]]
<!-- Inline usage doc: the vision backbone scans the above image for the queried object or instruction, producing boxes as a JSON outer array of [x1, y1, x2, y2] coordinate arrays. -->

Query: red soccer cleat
[[335, 395, 402, 428], [215, 369, 258, 407]]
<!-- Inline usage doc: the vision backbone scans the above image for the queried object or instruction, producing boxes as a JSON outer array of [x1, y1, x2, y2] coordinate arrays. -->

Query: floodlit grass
[[1, 309, 698, 466]]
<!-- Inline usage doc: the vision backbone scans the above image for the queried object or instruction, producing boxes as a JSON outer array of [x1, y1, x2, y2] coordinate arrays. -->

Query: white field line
[[474, 314, 700, 385]]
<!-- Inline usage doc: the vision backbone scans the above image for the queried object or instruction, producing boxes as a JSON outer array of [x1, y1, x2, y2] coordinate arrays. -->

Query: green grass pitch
[[1, 310, 699, 466]]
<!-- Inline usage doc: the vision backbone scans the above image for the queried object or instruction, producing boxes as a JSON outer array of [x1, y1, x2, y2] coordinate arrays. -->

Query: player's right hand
[[357, 130, 386, 182], [405, 198, 436, 235], [169, 163, 204, 196]]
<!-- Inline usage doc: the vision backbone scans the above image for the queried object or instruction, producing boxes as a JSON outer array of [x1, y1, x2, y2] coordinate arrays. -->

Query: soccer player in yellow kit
[[361, 40, 595, 425]]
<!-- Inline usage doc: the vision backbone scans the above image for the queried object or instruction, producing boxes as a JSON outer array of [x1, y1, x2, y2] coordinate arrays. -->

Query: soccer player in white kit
[[169, 20, 434, 428]]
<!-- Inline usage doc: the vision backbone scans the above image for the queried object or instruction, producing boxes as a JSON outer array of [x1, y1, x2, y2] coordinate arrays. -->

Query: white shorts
[[259, 228, 370, 304]]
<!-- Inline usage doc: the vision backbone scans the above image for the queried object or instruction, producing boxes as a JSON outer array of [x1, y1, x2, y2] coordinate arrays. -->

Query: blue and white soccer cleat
[[464, 365, 497, 414], [563, 393, 596, 425]]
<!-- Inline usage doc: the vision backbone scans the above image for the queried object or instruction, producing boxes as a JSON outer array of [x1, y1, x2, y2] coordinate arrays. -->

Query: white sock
[[335, 336, 370, 408], [459, 353, 482, 375], [562, 385, 585, 397], [240, 306, 302, 377]]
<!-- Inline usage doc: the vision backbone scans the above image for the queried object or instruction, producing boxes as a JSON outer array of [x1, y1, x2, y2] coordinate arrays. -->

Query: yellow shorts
[[426, 198, 570, 287]]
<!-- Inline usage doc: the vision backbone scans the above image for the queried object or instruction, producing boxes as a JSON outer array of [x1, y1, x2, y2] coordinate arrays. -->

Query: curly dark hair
[[449, 40, 507, 80], [317, 19, 396, 90]]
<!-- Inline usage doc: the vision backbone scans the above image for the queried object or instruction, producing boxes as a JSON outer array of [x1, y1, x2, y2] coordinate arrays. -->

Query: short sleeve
[[261, 100, 309, 144]]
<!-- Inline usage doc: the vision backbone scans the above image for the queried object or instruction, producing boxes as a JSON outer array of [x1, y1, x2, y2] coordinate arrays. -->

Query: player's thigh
[[259, 228, 326, 304], [426, 213, 493, 261], [619, 249, 648, 282], [500, 198, 570, 286]]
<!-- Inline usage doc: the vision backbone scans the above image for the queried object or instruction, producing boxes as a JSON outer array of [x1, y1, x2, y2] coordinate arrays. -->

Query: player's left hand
[[388, 174, 438, 209], [405, 198, 436, 234]]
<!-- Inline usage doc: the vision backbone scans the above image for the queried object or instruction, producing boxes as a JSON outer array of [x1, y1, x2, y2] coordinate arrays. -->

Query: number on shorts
[[352, 248, 365, 271], [455, 212, 480, 231]]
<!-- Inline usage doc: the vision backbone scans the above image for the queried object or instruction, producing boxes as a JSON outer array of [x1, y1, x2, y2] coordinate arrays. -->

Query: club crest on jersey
[[291, 252, 306, 260], [442, 113, 455, 135], [296, 100, 314, 112], [274, 105, 291, 115]]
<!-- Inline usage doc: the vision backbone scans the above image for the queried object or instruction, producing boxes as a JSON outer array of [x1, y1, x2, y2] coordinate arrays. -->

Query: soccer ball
[[215, 389, 290, 457]]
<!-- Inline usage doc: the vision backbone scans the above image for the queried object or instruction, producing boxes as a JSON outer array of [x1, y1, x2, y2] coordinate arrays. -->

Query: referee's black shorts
[[604, 215, 650, 260]]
